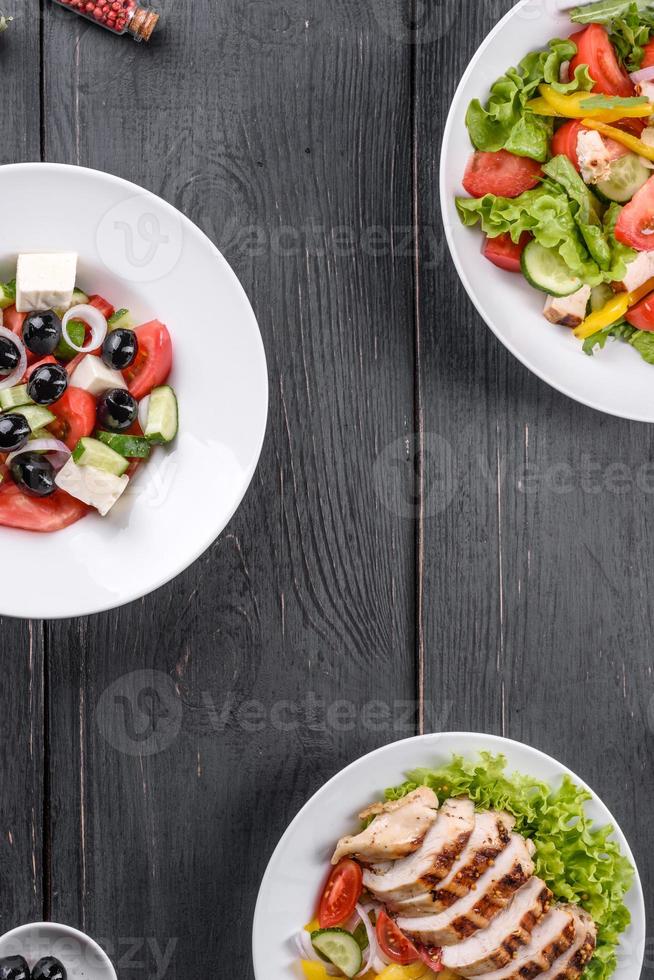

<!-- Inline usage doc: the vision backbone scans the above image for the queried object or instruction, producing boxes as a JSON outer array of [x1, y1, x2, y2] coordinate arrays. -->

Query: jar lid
[[129, 7, 160, 41]]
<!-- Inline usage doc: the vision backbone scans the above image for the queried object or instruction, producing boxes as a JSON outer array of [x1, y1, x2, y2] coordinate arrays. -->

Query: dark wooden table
[[0, 0, 652, 977]]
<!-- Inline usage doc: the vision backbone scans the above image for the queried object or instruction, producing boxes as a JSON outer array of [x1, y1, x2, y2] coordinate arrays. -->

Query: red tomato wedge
[[463, 150, 542, 199], [552, 120, 586, 170], [0, 482, 88, 532], [47, 387, 97, 450], [643, 39, 654, 69], [87, 294, 115, 319], [317, 860, 363, 929], [376, 911, 420, 965], [416, 943, 444, 972], [626, 291, 654, 331], [615, 176, 654, 251], [483, 232, 531, 273], [123, 320, 172, 400], [569, 24, 634, 98]]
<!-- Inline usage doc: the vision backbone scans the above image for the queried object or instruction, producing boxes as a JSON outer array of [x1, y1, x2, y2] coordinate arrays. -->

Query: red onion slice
[[62, 304, 108, 353], [630, 66, 654, 85], [0, 326, 27, 391], [6, 438, 71, 471]]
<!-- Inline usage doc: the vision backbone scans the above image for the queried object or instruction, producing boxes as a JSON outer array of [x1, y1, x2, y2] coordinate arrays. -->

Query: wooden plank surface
[[41, 0, 416, 973], [417, 0, 654, 968]]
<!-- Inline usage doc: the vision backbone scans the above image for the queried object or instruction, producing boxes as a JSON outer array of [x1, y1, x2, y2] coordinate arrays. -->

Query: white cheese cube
[[543, 285, 591, 327], [55, 457, 129, 517], [69, 354, 127, 396], [16, 252, 78, 313]]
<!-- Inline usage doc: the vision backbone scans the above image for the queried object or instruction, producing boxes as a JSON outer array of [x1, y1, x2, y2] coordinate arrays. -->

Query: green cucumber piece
[[9, 404, 56, 431], [55, 318, 86, 361], [521, 241, 583, 297], [0, 279, 16, 310], [72, 437, 129, 477], [144, 385, 178, 444], [108, 308, 132, 330], [29, 428, 51, 441], [311, 930, 362, 979], [595, 153, 650, 205], [96, 431, 151, 459], [0, 384, 33, 411], [71, 287, 89, 306]]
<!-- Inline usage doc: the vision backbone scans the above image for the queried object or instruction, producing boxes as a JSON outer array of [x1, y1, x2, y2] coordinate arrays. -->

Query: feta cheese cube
[[16, 252, 78, 313], [69, 354, 127, 397], [55, 457, 129, 517], [543, 285, 591, 327]]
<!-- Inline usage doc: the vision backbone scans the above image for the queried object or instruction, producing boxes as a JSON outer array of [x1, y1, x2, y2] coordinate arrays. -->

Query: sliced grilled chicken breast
[[389, 810, 515, 916], [362, 798, 475, 901], [441, 877, 553, 976], [537, 908, 597, 980], [331, 787, 439, 865], [396, 833, 535, 945], [476, 905, 577, 980]]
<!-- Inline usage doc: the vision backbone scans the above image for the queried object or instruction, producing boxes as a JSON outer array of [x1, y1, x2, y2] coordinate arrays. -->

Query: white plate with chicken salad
[[441, 0, 654, 421], [252, 733, 644, 980]]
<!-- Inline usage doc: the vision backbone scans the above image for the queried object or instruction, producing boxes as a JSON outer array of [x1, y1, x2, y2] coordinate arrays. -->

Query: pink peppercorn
[[50, 0, 159, 40]]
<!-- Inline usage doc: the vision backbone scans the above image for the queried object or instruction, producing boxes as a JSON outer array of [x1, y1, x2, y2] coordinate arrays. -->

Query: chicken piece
[[537, 908, 597, 980], [362, 798, 475, 902], [612, 250, 654, 293], [388, 810, 515, 916], [543, 286, 591, 328], [396, 834, 535, 946], [577, 130, 616, 184], [475, 905, 577, 980], [441, 877, 553, 977], [331, 787, 438, 865]]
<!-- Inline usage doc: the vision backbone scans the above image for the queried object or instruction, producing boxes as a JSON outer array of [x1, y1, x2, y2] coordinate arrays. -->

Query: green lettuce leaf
[[543, 155, 611, 269], [629, 328, 654, 362], [385, 753, 634, 980], [571, 1, 654, 71]]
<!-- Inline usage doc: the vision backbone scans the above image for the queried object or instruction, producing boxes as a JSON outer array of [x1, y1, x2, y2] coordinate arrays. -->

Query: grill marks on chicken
[[477, 906, 577, 980], [537, 909, 597, 980], [331, 787, 439, 865]]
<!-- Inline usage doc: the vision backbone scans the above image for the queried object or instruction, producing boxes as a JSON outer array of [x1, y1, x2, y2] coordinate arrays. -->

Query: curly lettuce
[[465, 39, 594, 162], [571, 1, 654, 71], [386, 753, 634, 980]]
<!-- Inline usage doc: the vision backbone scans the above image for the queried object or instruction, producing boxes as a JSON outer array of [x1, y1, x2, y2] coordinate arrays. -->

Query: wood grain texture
[[417, 1, 654, 971], [42, 0, 416, 973], [0, 0, 45, 934]]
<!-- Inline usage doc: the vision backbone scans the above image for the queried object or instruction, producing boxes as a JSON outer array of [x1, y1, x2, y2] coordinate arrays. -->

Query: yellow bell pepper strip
[[539, 85, 653, 121], [581, 118, 654, 163], [304, 918, 320, 934], [300, 961, 331, 980], [526, 96, 565, 118], [574, 277, 654, 339]]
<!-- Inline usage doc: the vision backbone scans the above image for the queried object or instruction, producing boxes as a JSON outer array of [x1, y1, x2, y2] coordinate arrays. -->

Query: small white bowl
[[0, 162, 268, 618], [252, 732, 645, 979], [440, 1, 654, 421], [0, 922, 116, 980]]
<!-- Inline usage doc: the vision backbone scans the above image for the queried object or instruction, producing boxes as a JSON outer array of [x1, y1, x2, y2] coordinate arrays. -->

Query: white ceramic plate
[[0, 922, 117, 980], [252, 732, 645, 979], [0, 163, 268, 618], [440, 1, 654, 422]]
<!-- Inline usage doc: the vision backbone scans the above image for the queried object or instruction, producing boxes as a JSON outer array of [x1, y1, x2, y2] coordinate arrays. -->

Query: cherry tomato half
[[317, 860, 363, 929], [376, 910, 420, 965]]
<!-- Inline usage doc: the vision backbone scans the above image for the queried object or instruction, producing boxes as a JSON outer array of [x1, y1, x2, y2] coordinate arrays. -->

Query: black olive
[[97, 387, 138, 431], [0, 956, 30, 980], [0, 413, 30, 452], [0, 336, 20, 378], [101, 328, 138, 370], [27, 363, 69, 406], [10, 451, 56, 497], [22, 311, 62, 355], [32, 960, 66, 980]]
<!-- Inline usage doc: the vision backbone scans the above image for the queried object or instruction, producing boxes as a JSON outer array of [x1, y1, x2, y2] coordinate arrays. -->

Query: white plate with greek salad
[[252, 733, 644, 980], [0, 163, 268, 618], [441, 0, 654, 421]]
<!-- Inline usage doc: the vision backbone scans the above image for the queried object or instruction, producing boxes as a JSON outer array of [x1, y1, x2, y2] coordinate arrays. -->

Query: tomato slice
[[462, 150, 542, 199], [123, 320, 172, 400], [0, 482, 88, 532], [615, 175, 654, 251], [47, 387, 97, 450], [87, 294, 115, 319], [552, 120, 586, 170], [317, 860, 363, 929], [483, 232, 531, 273], [570, 24, 634, 98], [376, 911, 420, 965], [626, 291, 654, 331], [415, 942, 444, 972], [643, 39, 654, 69]]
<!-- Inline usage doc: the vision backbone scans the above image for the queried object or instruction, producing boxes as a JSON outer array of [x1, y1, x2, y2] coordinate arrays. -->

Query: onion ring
[[62, 304, 108, 353], [6, 438, 71, 471], [294, 931, 340, 975], [0, 326, 27, 391], [630, 66, 654, 85]]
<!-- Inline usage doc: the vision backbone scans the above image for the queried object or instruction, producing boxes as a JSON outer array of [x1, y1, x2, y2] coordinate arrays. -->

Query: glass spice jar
[[52, 0, 160, 41]]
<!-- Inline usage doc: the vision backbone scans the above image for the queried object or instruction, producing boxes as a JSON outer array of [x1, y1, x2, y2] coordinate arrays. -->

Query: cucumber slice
[[144, 385, 178, 444], [96, 431, 151, 459], [29, 428, 51, 441], [590, 283, 614, 312], [55, 318, 86, 361], [72, 437, 129, 477], [9, 404, 56, 431], [0, 279, 16, 310], [108, 308, 132, 331], [595, 153, 650, 204], [72, 287, 89, 307], [311, 930, 362, 978], [0, 384, 33, 411], [521, 241, 583, 297]]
